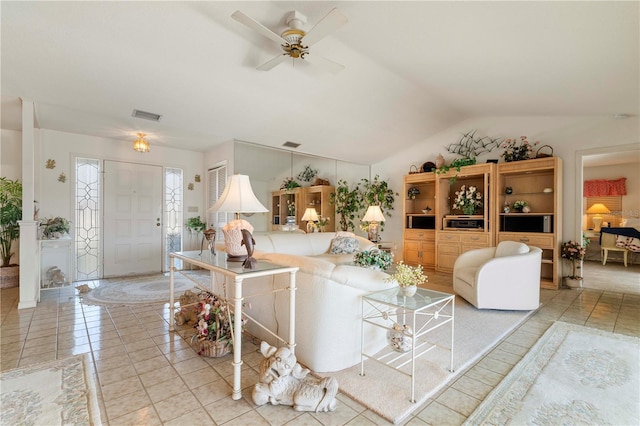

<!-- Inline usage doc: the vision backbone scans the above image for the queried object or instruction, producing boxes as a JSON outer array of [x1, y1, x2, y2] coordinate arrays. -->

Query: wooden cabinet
[[271, 186, 335, 232], [435, 164, 496, 272], [403, 173, 437, 268], [496, 157, 563, 289], [270, 188, 302, 231], [302, 185, 335, 232]]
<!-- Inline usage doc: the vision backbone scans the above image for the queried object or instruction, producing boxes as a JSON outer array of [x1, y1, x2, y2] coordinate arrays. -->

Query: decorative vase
[[463, 205, 476, 216], [522, 205, 531, 213], [400, 285, 417, 297], [387, 324, 412, 353], [564, 277, 583, 288], [435, 153, 445, 168], [505, 187, 513, 194]]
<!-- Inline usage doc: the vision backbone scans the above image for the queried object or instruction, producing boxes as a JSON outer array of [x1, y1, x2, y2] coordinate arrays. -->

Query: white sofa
[[237, 232, 396, 373], [453, 241, 542, 310]]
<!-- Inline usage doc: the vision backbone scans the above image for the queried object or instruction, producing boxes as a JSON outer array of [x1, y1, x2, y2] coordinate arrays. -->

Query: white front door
[[103, 161, 163, 277]]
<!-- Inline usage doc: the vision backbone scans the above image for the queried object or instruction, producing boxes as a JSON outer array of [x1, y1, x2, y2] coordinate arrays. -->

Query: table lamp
[[363, 205, 386, 243], [301, 207, 319, 233], [208, 174, 268, 263], [586, 203, 610, 232]]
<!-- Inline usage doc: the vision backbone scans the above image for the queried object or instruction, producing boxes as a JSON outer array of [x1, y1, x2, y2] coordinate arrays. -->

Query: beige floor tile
[[309, 403, 361, 426], [204, 396, 254, 424], [415, 401, 466, 426], [172, 354, 210, 375], [153, 392, 202, 422], [192, 377, 234, 406], [133, 354, 170, 374], [101, 375, 144, 401], [222, 409, 270, 425], [104, 388, 153, 420], [138, 364, 179, 387], [99, 362, 138, 386], [145, 377, 190, 404], [108, 406, 163, 426], [284, 412, 325, 425], [451, 376, 493, 401], [435, 387, 480, 417], [163, 406, 216, 425]]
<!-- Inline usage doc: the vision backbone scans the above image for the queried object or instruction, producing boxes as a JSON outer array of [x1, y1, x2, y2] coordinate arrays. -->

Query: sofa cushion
[[455, 266, 477, 286], [330, 236, 360, 254], [494, 241, 529, 258]]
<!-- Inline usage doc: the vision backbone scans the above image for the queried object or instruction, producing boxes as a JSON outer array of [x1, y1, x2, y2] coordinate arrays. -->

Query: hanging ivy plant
[[329, 179, 363, 232]]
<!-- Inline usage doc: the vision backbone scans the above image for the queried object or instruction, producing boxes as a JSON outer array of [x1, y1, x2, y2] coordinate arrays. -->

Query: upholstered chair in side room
[[453, 241, 542, 310]]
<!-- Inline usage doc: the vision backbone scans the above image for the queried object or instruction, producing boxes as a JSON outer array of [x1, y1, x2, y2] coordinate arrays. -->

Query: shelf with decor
[[496, 157, 563, 289], [403, 173, 436, 268], [301, 185, 335, 232], [435, 163, 496, 272], [270, 188, 303, 231]]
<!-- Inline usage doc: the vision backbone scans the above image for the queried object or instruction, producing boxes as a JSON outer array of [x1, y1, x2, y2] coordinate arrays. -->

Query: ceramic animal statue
[[45, 266, 66, 284], [253, 341, 338, 412], [241, 228, 257, 269]]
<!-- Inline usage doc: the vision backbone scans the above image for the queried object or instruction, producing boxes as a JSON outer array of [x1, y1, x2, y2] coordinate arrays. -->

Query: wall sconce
[[133, 132, 150, 152], [301, 207, 319, 233], [363, 205, 386, 243]]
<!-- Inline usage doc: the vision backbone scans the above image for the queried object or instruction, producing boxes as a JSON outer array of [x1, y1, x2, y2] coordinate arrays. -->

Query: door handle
[[156, 218, 161, 227]]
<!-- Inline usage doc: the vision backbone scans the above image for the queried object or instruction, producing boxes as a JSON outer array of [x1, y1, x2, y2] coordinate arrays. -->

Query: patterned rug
[[82, 272, 207, 306], [465, 321, 640, 425], [0, 355, 102, 425]]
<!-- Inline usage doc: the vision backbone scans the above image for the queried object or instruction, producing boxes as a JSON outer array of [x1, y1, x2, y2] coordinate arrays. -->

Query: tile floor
[[1, 266, 639, 425]]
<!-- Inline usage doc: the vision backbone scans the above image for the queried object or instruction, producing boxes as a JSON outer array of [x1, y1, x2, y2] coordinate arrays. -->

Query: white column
[[18, 98, 38, 309]]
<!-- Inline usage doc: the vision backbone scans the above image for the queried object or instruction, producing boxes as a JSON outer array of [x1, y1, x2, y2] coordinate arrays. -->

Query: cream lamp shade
[[586, 203, 610, 231], [363, 205, 386, 242], [301, 207, 319, 233], [208, 174, 268, 261]]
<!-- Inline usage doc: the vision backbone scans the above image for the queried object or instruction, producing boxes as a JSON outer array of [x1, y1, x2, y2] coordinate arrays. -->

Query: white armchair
[[453, 241, 542, 310]]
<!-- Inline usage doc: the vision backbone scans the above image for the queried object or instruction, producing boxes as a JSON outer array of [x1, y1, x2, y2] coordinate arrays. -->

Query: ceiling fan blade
[[302, 8, 348, 47], [304, 53, 345, 74], [231, 10, 286, 45], [257, 54, 289, 71]]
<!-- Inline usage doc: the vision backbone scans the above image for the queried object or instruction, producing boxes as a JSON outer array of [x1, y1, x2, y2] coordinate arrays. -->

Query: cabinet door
[[437, 244, 460, 271], [403, 241, 422, 265]]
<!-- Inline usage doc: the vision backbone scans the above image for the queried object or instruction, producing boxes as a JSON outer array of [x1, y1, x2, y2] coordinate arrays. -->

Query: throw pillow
[[494, 241, 529, 258], [330, 237, 359, 254]]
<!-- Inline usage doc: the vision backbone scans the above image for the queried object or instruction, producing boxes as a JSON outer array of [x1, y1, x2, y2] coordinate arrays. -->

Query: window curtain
[[583, 178, 627, 196]]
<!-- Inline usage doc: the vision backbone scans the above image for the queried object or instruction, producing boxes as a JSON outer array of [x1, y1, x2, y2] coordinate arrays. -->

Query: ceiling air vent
[[283, 141, 301, 148], [132, 109, 162, 122]]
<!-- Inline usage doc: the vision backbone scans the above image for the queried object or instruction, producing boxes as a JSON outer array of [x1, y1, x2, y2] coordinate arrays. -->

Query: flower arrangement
[[286, 199, 295, 216], [186, 216, 206, 232], [500, 136, 540, 162], [512, 200, 528, 212], [316, 215, 330, 232], [384, 261, 428, 288], [407, 187, 420, 199], [452, 185, 483, 215], [191, 291, 244, 356], [354, 249, 393, 271], [561, 240, 586, 279], [40, 216, 71, 239]]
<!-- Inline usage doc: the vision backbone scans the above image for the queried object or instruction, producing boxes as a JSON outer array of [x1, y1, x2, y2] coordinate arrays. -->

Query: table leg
[[288, 270, 297, 354], [169, 257, 175, 332], [232, 276, 244, 400], [450, 297, 455, 373]]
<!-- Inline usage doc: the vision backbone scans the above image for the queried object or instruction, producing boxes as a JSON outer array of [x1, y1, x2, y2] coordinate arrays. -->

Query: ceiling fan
[[231, 8, 348, 73]]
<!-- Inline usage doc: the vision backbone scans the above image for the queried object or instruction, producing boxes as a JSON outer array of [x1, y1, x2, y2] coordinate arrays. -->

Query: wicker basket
[[197, 340, 232, 358], [409, 165, 420, 174], [536, 145, 553, 158]]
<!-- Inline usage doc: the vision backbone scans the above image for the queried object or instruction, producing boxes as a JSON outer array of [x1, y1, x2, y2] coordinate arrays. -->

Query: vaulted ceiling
[[2, 1, 638, 164]]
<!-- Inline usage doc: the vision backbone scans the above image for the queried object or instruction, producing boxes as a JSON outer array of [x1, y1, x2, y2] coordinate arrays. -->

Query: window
[[165, 168, 183, 270], [208, 164, 228, 235], [585, 196, 622, 228], [75, 158, 101, 280]]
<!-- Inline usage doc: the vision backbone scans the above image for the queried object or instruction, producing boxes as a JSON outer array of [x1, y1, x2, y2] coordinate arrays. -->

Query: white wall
[[372, 115, 640, 256]]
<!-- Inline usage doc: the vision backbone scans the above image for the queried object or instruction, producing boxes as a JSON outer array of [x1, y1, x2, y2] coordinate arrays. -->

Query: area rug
[[0, 354, 102, 425], [82, 271, 207, 306], [325, 296, 532, 424], [465, 321, 640, 425]]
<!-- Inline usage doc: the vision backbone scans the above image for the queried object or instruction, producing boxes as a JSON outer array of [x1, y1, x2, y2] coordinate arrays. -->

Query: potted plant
[[360, 175, 398, 235], [186, 216, 206, 233], [384, 261, 428, 297], [500, 136, 540, 162], [561, 240, 586, 288], [354, 249, 393, 271], [407, 187, 420, 199], [316, 215, 330, 232], [40, 217, 71, 239], [512, 200, 528, 213], [0, 177, 22, 288], [280, 177, 301, 192], [330, 179, 363, 232]]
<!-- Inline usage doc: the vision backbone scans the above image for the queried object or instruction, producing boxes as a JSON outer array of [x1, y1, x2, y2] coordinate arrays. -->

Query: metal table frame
[[361, 287, 455, 402], [169, 251, 298, 400]]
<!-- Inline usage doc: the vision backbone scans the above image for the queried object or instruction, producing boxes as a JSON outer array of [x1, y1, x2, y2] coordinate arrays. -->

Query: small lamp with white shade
[[586, 203, 611, 232], [301, 207, 319, 233], [208, 174, 268, 265], [363, 205, 386, 243]]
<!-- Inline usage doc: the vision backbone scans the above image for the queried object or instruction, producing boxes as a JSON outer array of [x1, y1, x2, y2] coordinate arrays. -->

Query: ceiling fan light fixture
[[133, 132, 150, 153]]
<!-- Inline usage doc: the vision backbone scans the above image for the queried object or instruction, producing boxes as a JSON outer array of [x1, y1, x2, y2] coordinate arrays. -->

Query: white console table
[[169, 251, 298, 401]]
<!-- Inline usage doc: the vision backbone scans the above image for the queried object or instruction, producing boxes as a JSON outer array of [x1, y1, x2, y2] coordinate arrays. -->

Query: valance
[[583, 178, 627, 196]]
